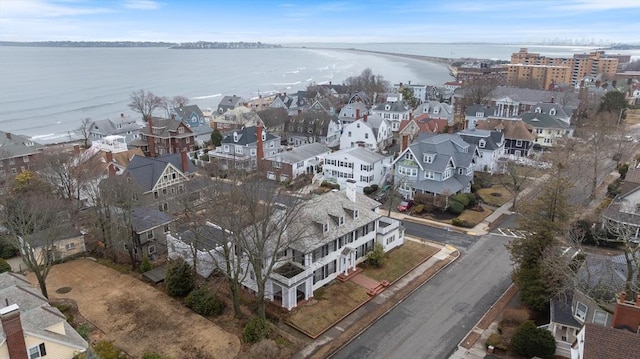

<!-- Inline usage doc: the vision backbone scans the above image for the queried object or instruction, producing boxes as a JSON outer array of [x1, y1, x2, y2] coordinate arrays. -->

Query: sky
[[0, 0, 639, 44]]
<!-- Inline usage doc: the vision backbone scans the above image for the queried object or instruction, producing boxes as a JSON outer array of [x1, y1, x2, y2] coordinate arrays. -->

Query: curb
[[319, 249, 461, 359]]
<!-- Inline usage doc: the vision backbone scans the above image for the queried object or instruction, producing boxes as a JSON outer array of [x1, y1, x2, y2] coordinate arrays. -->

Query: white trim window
[[575, 301, 587, 322], [29, 343, 47, 359], [592, 310, 608, 325]]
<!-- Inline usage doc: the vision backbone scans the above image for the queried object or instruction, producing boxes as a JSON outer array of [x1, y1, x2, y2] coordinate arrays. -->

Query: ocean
[[1, 43, 638, 142]]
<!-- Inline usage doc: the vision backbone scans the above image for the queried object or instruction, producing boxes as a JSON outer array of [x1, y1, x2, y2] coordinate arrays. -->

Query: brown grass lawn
[[456, 207, 493, 226], [285, 281, 369, 337], [626, 109, 640, 124], [362, 241, 439, 282], [476, 185, 513, 207]]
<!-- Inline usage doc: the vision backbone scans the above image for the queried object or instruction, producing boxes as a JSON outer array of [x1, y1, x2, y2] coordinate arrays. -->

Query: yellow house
[[18, 225, 86, 265], [0, 272, 88, 358]]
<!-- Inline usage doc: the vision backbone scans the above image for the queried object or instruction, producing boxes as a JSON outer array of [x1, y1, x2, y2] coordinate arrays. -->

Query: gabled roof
[[465, 104, 500, 117], [0, 131, 43, 159], [474, 119, 536, 141], [521, 113, 571, 129], [125, 153, 195, 192], [458, 128, 504, 151], [141, 117, 194, 138], [399, 133, 474, 173], [287, 110, 338, 137], [413, 101, 453, 118], [348, 91, 372, 106], [89, 116, 142, 136], [221, 126, 278, 146], [550, 295, 582, 329], [23, 224, 83, 248], [264, 143, 330, 164], [172, 104, 204, 120], [488, 86, 580, 109], [132, 206, 173, 234], [0, 272, 88, 351], [217, 95, 245, 113], [576, 253, 637, 303], [529, 102, 573, 119], [372, 101, 411, 113], [580, 323, 640, 359], [338, 102, 368, 118], [400, 117, 448, 134]]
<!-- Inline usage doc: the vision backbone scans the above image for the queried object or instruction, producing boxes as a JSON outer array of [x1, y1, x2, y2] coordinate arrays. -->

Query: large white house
[[370, 95, 412, 132], [167, 184, 404, 310], [338, 102, 369, 126], [339, 114, 392, 152], [458, 128, 506, 173], [322, 147, 393, 192]]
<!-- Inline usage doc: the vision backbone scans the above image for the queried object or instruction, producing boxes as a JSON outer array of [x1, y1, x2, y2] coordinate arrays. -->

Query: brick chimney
[[73, 144, 81, 155], [356, 108, 360, 120], [106, 151, 116, 177], [256, 125, 264, 161], [401, 135, 409, 152], [611, 292, 640, 332], [147, 117, 155, 158], [363, 114, 368, 122], [5, 132, 11, 140], [1, 304, 28, 359], [181, 149, 189, 174]]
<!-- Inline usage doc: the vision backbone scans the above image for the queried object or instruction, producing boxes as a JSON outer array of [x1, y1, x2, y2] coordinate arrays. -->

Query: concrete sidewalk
[[294, 237, 459, 359]]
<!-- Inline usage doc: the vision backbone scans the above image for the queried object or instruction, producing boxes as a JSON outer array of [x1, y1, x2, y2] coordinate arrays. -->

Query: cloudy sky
[[1, 0, 639, 44]]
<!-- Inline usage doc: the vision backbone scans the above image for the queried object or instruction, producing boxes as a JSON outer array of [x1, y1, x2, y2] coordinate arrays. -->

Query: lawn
[[361, 241, 439, 282], [455, 207, 493, 227], [476, 185, 513, 207], [285, 281, 369, 338]]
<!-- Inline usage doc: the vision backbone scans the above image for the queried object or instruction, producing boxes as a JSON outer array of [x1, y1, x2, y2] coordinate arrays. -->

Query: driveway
[[28, 258, 240, 358]]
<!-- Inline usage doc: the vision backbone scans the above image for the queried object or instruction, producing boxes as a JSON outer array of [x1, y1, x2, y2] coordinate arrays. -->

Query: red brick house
[[136, 117, 195, 157], [0, 131, 44, 180]]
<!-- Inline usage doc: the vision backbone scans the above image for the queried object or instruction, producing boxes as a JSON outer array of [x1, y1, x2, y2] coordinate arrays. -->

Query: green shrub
[[0, 238, 18, 259], [618, 163, 629, 180], [165, 258, 195, 297], [363, 186, 374, 195], [451, 218, 465, 227], [510, 321, 556, 359], [413, 193, 431, 204], [0, 258, 11, 273], [465, 193, 476, 206], [452, 193, 470, 207], [76, 324, 90, 340], [366, 243, 385, 268], [243, 317, 271, 343], [371, 184, 379, 191], [448, 201, 464, 215], [486, 333, 501, 348], [139, 256, 153, 273], [185, 287, 224, 316]]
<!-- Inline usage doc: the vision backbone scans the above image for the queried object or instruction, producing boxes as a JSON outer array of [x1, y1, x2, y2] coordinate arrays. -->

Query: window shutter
[[39, 343, 47, 356]]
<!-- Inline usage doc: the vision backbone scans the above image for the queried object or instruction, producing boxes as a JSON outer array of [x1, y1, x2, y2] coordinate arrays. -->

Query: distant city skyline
[[1, 0, 639, 44]]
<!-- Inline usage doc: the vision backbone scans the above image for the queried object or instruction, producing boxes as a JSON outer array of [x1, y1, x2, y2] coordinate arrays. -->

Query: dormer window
[[423, 153, 435, 163], [535, 107, 541, 113], [323, 223, 329, 233], [178, 126, 185, 134], [385, 105, 391, 111], [339, 216, 344, 226], [354, 209, 359, 219], [475, 112, 484, 117], [233, 132, 239, 142], [549, 108, 556, 115], [479, 140, 486, 148], [262, 131, 266, 141]]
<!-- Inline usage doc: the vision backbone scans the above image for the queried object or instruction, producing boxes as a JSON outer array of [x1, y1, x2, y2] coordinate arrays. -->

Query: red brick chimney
[[147, 118, 155, 158], [611, 292, 640, 332], [73, 144, 81, 155], [181, 149, 189, 174], [356, 108, 360, 120], [363, 114, 368, 122], [1, 304, 28, 359], [256, 125, 264, 161], [401, 135, 409, 152], [106, 151, 116, 177], [5, 132, 11, 140]]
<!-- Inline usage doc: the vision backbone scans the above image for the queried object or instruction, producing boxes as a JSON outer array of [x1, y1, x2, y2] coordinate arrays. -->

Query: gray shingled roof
[[290, 190, 382, 252], [465, 104, 500, 117], [23, 224, 83, 248], [218, 95, 245, 113], [287, 110, 338, 137], [132, 206, 173, 233], [489, 86, 580, 108], [333, 146, 388, 164], [125, 153, 196, 192], [576, 253, 635, 303], [550, 296, 582, 328], [89, 116, 142, 136], [0, 272, 88, 351], [458, 128, 504, 151], [372, 101, 411, 113], [264, 143, 330, 164], [0, 131, 43, 159], [408, 133, 475, 172], [141, 117, 194, 138], [521, 112, 572, 129], [172, 105, 204, 121], [221, 126, 277, 146], [529, 102, 574, 119]]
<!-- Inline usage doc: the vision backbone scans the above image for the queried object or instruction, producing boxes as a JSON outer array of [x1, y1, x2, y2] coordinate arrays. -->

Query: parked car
[[397, 199, 414, 212]]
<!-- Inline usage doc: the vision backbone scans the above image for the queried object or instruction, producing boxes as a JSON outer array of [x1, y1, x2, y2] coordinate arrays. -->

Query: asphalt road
[[332, 233, 512, 359], [403, 220, 478, 250]]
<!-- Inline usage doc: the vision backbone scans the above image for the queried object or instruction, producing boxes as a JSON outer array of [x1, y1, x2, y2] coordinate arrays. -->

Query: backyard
[[28, 258, 241, 359]]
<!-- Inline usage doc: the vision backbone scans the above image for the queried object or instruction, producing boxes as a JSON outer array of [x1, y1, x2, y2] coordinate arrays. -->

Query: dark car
[[396, 199, 414, 212]]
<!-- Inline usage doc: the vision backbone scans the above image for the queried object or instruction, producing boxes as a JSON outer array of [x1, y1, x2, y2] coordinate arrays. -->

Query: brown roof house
[[0, 131, 44, 180], [134, 117, 196, 157], [0, 272, 88, 358], [474, 118, 536, 158]]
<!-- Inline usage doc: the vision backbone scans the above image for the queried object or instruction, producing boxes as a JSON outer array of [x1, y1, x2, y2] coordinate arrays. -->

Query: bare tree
[[77, 118, 92, 148], [498, 161, 533, 209], [599, 219, 640, 300], [582, 112, 617, 199], [161, 95, 190, 117], [1, 175, 68, 298], [460, 77, 500, 107], [129, 89, 164, 121], [343, 68, 390, 102]]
